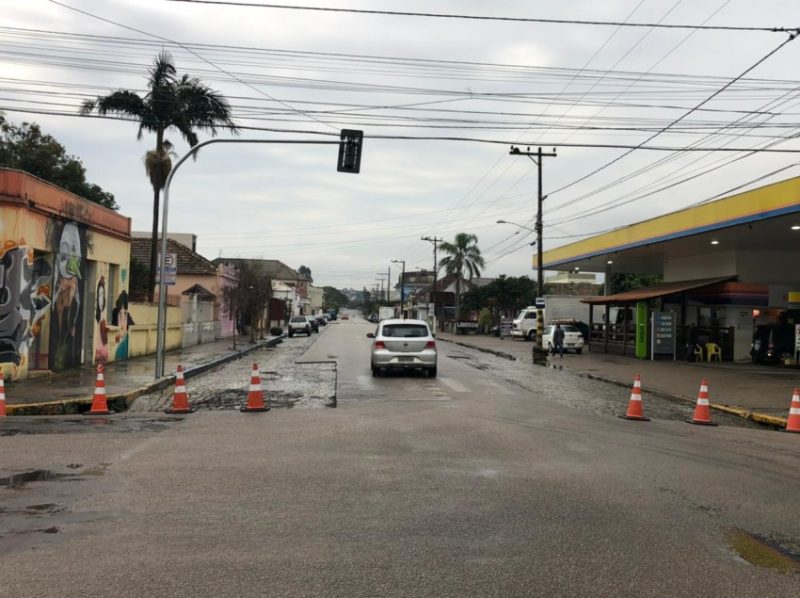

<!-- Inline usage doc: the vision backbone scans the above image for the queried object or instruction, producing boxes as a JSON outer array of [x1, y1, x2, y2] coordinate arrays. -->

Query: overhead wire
[[167, 0, 797, 34]]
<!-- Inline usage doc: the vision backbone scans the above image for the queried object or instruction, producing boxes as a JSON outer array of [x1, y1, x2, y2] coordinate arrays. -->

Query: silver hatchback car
[[367, 318, 437, 377]]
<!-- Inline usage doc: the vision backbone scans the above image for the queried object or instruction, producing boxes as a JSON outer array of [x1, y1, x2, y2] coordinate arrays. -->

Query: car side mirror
[[366, 332, 375, 338]]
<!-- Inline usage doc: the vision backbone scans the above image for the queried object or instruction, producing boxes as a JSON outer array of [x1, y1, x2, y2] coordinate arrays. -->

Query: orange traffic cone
[[0, 373, 7, 417], [620, 374, 650, 421], [785, 388, 800, 434], [165, 365, 193, 414], [687, 378, 717, 426], [241, 362, 269, 412], [85, 364, 111, 415]]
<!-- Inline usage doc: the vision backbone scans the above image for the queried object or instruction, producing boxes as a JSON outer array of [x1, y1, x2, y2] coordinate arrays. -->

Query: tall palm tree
[[80, 51, 238, 301], [438, 232, 485, 321]]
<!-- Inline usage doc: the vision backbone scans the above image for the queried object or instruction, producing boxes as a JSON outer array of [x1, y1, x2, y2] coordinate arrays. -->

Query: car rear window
[[290, 316, 307, 323], [564, 326, 579, 333], [382, 324, 429, 338]]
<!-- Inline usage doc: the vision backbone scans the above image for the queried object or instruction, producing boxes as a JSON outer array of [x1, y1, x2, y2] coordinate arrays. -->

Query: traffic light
[[337, 129, 363, 173]]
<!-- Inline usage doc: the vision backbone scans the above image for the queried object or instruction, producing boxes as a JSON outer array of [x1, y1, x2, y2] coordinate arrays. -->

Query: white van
[[510, 306, 540, 340]]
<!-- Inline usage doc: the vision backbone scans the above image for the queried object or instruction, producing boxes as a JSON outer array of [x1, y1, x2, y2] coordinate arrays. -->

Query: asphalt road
[[1, 315, 799, 597]]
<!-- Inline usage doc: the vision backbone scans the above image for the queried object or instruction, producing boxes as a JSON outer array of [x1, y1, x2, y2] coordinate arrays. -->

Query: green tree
[[609, 273, 662, 295], [0, 114, 117, 209], [298, 265, 312, 280], [81, 51, 238, 301], [323, 286, 348, 310], [438, 232, 485, 320], [461, 275, 537, 315]]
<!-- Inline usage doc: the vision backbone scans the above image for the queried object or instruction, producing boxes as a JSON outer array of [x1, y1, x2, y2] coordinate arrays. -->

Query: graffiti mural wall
[[0, 169, 133, 380], [50, 222, 86, 371]]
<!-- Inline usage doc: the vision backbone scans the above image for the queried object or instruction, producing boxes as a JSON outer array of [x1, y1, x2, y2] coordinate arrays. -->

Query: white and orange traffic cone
[[85, 363, 111, 415], [241, 363, 269, 412], [620, 374, 650, 421], [165, 365, 193, 414], [785, 388, 800, 434], [0, 373, 7, 417], [687, 378, 717, 426]]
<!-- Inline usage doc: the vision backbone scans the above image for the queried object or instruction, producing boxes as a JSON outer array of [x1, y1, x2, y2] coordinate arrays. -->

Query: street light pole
[[154, 137, 340, 379], [392, 259, 406, 318]]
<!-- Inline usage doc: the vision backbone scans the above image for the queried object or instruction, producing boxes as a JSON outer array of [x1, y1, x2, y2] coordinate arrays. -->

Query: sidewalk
[[437, 332, 799, 426], [4, 335, 281, 415]]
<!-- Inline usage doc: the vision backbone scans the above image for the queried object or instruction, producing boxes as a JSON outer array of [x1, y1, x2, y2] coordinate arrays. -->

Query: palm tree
[[438, 232, 485, 321], [80, 51, 238, 301]]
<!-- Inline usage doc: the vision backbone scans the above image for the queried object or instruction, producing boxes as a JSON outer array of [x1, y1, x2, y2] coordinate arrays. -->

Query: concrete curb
[[440, 336, 789, 429], [6, 337, 283, 416], [580, 370, 788, 429], [440, 338, 517, 361]]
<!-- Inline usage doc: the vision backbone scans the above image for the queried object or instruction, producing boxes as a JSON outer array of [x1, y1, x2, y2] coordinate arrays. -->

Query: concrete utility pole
[[376, 269, 390, 302], [421, 236, 442, 329], [509, 146, 557, 353], [392, 259, 406, 318]]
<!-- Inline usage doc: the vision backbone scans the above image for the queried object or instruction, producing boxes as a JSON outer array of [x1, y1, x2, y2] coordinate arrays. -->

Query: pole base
[[686, 419, 718, 426], [619, 415, 650, 421], [240, 405, 270, 413]]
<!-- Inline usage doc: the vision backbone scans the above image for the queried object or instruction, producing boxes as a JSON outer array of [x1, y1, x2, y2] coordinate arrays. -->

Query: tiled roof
[[130, 238, 217, 276], [211, 258, 311, 282]]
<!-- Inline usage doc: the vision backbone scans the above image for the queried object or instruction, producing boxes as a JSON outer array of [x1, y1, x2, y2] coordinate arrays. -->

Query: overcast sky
[[4, 0, 800, 291]]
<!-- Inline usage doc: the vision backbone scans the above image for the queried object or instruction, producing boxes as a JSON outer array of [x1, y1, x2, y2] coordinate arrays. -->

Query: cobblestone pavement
[[130, 334, 336, 412], [439, 340, 760, 428]]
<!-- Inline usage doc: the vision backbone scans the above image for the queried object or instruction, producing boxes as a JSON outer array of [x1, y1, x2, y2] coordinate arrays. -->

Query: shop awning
[[582, 276, 736, 305]]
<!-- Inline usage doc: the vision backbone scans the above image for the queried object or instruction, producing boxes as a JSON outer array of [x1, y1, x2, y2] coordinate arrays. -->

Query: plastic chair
[[706, 343, 722, 363], [693, 345, 704, 362]]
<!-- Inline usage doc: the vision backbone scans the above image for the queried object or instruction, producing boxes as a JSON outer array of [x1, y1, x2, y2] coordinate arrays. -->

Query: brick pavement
[[437, 332, 800, 423]]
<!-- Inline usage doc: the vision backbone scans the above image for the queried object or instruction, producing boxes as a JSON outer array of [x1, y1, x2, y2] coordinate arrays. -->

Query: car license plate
[[397, 356, 413, 363]]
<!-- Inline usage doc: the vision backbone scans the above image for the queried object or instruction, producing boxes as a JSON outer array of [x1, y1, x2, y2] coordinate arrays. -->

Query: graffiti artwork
[[0, 242, 52, 375], [94, 275, 108, 363], [112, 289, 133, 361], [50, 222, 85, 370]]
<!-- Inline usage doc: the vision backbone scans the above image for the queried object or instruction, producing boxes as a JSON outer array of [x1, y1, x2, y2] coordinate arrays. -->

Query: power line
[[47, 0, 339, 132], [546, 31, 800, 197], [167, 0, 797, 33]]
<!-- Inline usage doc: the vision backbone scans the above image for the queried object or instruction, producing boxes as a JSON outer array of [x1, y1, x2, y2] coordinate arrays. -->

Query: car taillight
[[374, 340, 386, 350], [425, 340, 436, 349]]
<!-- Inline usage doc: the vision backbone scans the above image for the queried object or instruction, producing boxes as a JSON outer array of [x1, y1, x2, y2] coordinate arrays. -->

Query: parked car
[[288, 315, 312, 337], [315, 314, 327, 326], [549, 318, 589, 342], [541, 324, 585, 354], [751, 323, 795, 364], [308, 316, 319, 332], [367, 318, 437, 377]]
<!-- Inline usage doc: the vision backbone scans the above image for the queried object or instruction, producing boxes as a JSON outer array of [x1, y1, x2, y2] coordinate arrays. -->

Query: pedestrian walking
[[553, 323, 565, 358]]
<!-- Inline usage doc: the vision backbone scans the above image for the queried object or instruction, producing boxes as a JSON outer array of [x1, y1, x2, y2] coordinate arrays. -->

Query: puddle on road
[[0, 470, 76, 489], [729, 529, 800, 575], [0, 416, 181, 436]]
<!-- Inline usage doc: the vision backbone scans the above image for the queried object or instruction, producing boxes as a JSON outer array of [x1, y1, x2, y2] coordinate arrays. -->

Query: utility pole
[[509, 146, 557, 351], [392, 259, 406, 318], [376, 269, 390, 302], [421, 236, 443, 330]]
